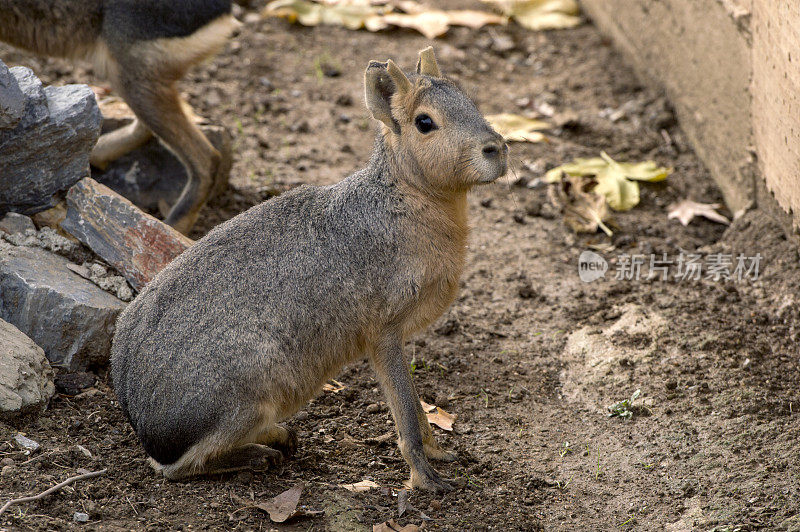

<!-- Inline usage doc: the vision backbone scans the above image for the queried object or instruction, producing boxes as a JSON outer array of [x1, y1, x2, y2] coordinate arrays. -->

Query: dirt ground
[[2, 2, 800, 530]]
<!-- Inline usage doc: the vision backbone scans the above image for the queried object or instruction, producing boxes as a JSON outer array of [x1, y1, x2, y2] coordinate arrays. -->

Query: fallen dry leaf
[[382, 10, 449, 38], [420, 399, 455, 430], [264, 0, 389, 31], [419, 399, 437, 413], [546, 151, 671, 211], [373, 519, 421, 532], [550, 175, 613, 236], [667, 199, 730, 226], [428, 408, 455, 431], [264, 0, 504, 38], [341, 479, 380, 492], [485, 113, 549, 143], [256, 483, 322, 522], [481, 0, 581, 30], [322, 379, 346, 392]]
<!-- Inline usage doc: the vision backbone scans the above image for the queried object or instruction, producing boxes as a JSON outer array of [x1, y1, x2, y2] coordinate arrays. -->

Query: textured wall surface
[[752, 3, 800, 223]]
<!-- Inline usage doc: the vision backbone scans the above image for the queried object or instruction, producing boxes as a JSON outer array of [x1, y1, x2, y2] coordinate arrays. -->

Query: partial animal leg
[[414, 400, 457, 462], [90, 118, 153, 169], [160, 443, 283, 480], [109, 71, 220, 234], [255, 424, 298, 458], [371, 332, 452, 492]]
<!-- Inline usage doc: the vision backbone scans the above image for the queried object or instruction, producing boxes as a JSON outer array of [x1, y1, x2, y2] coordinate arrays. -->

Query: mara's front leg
[[414, 396, 457, 462], [370, 332, 452, 492]]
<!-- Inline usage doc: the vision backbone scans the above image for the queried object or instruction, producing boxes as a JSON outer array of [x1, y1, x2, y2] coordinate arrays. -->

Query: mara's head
[[365, 47, 507, 193]]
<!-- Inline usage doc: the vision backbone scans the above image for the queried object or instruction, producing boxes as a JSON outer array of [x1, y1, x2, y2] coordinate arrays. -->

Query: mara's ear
[[416, 46, 441, 77], [364, 60, 411, 133]]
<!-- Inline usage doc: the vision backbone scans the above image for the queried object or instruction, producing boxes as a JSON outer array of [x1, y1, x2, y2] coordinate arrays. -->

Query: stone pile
[[0, 60, 201, 418]]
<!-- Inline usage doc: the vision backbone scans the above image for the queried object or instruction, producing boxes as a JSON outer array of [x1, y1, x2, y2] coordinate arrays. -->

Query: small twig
[[0, 469, 107, 516]]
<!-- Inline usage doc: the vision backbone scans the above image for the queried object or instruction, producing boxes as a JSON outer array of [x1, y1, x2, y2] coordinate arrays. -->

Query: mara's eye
[[414, 114, 437, 134]]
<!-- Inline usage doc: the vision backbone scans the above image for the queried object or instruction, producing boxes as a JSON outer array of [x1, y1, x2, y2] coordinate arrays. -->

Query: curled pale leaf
[[481, 0, 581, 30], [341, 479, 380, 492], [322, 379, 346, 392], [419, 399, 437, 413], [667, 199, 730, 226], [486, 113, 550, 143]]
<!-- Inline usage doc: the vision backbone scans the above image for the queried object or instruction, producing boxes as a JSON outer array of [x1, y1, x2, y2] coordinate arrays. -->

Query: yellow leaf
[[382, 10, 450, 38], [481, 0, 581, 30], [264, 0, 389, 30], [545, 152, 672, 211], [486, 113, 549, 143], [264, 0, 504, 38], [594, 167, 640, 212]]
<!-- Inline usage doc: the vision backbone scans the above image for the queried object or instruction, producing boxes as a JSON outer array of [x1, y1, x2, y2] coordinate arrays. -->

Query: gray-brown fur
[[0, 0, 237, 233], [111, 48, 507, 491]]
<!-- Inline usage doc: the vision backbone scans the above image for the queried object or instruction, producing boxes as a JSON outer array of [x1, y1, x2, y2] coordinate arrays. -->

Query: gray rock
[[0, 319, 55, 419], [61, 178, 192, 291], [0, 241, 126, 369], [0, 62, 101, 216], [73, 511, 90, 523], [13, 433, 41, 452], [0, 60, 25, 129], [0, 213, 36, 235]]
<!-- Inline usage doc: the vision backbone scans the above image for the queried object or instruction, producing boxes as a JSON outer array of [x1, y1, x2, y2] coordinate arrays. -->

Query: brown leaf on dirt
[[481, 0, 581, 30], [255, 483, 323, 523], [322, 379, 346, 392], [667, 199, 730, 226], [373, 519, 421, 532], [485, 113, 549, 143], [419, 400, 455, 431], [419, 400, 437, 413], [341, 479, 381, 492], [550, 176, 613, 236]]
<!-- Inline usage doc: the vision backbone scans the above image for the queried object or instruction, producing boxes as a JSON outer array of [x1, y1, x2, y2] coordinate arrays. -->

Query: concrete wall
[[752, 3, 800, 223], [580, 0, 799, 228]]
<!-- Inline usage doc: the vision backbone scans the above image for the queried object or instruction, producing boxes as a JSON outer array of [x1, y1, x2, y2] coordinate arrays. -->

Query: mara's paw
[[424, 444, 457, 462], [411, 471, 453, 493], [204, 443, 284, 475], [273, 427, 298, 458]]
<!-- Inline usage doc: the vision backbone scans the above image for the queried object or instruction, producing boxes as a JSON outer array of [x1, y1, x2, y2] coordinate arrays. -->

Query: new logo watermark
[[578, 251, 763, 283], [578, 250, 608, 282]]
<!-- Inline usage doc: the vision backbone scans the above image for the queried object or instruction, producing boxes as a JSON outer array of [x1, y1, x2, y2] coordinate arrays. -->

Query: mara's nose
[[482, 139, 507, 159]]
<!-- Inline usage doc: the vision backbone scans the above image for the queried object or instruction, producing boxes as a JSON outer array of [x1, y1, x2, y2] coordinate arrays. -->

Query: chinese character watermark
[[578, 251, 762, 283]]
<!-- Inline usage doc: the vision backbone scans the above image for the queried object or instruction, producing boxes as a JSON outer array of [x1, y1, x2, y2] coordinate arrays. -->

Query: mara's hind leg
[[155, 410, 287, 480], [255, 424, 298, 458], [158, 443, 284, 480], [90, 118, 154, 169], [108, 68, 220, 234]]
